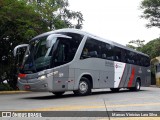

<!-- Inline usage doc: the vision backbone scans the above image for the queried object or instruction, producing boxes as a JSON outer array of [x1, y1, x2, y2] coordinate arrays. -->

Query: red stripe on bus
[[128, 67, 135, 87]]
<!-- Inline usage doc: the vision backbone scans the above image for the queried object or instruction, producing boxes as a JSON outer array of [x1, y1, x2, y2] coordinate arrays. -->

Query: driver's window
[[34, 39, 47, 60]]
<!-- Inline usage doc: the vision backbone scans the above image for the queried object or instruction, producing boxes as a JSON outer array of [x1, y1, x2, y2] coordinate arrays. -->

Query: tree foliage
[[0, 0, 48, 89], [126, 40, 145, 51], [0, 0, 84, 89], [27, 0, 83, 29], [140, 0, 160, 28], [140, 38, 160, 58], [0, 0, 47, 77], [127, 38, 160, 59]]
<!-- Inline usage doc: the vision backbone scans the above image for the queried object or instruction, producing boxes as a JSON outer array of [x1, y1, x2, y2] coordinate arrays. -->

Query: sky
[[68, 0, 160, 45]]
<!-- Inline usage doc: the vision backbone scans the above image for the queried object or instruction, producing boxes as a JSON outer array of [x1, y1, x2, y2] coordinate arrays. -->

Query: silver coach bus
[[14, 29, 151, 96]]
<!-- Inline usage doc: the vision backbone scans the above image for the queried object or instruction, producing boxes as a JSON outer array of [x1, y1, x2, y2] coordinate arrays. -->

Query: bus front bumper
[[17, 78, 51, 92]]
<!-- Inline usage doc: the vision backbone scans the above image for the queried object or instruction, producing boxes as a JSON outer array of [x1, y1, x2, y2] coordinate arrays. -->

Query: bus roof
[[31, 28, 149, 57]]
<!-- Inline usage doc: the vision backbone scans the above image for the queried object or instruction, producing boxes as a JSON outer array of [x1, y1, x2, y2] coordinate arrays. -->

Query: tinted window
[[124, 49, 150, 67], [114, 47, 123, 62], [80, 37, 101, 59], [80, 37, 150, 67], [53, 33, 83, 67], [101, 42, 114, 60], [81, 37, 114, 60], [144, 56, 150, 67]]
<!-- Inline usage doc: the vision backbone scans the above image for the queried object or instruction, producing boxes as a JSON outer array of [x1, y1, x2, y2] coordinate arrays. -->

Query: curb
[[0, 91, 30, 94]]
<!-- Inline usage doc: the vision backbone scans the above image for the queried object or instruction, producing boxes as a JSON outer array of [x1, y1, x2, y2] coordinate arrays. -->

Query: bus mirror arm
[[13, 44, 29, 57]]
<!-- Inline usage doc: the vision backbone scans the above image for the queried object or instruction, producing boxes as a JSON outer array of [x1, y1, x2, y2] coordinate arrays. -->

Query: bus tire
[[73, 77, 91, 96], [129, 80, 141, 91], [52, 92, 65, 96], [110, 88, 120, 92]]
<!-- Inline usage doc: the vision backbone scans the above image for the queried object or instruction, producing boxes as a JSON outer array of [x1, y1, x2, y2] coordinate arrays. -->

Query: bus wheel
[[129, 80, 141, 91], [74, 77, 91, 96], [110, 88, 120, 92], [52, 92, 65, 96]]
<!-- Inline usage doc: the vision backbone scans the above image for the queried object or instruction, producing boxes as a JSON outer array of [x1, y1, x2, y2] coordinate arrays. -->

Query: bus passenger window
[[81, 48, 89, 58], [114, 47, 122, 62], [102, 54, 107, 59], [102, 43, 114, 61], [88, 51, 98, 57], [80, 37, 101, 59], [83, 48, 88, 55]]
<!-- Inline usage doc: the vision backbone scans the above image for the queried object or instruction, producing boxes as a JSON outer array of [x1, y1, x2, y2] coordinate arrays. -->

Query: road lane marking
[[17, 102, 160, 111], [18, 105, 105, 111], [0, 91, 30, 94]]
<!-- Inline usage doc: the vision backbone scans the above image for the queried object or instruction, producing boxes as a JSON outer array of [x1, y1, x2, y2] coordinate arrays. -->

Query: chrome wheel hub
[[79, 81, 88, 93], [137, 82, 140, 90]]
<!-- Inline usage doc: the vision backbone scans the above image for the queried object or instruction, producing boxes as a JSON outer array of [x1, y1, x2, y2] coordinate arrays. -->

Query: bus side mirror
[[13, 44, 29, 57]]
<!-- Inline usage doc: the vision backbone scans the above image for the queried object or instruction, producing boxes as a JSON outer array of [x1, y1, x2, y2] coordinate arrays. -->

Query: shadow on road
[[21, 89, 147, 100]]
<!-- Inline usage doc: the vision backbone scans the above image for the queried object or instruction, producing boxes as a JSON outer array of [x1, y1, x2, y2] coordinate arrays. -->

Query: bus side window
[[144, 57, 150, 67], [138, 55, 142, 65], [121, 49, 126, 63], [114, 47, 122, 62], [81, 47, 89, 58], [138, 55, 141, 65], [105, 43, 114, 61], [80, 37, 101, 59], [100, 42, 107, 59]]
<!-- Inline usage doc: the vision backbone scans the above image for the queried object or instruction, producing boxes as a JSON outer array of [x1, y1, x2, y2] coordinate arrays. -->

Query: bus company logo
[[115, 63, 123, 69], [2, 112, 11, 117]]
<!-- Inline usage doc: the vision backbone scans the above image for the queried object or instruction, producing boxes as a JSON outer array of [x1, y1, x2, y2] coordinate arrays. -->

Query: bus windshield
[[20, 33, 83, 73]]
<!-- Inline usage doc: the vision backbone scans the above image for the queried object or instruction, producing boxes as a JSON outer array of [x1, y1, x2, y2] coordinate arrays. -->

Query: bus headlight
[[38, 71, 58, 80], [38, 75, 47, 80]]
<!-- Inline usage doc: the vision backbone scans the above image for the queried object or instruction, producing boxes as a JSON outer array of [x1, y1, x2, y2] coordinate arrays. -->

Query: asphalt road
[[0, 87, 160, 120]]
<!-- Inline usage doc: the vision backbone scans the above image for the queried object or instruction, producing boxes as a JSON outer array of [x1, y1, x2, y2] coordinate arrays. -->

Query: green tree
[[126, 40, 145, 51], [28, 0, 84, 30], [0, 0, 84, 89], [127, 38, 160, 59], [140, 0, 160, 28], [141, 38, 160, 58], [0, 0, 48, 89], [140, 38, 160, 84]]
